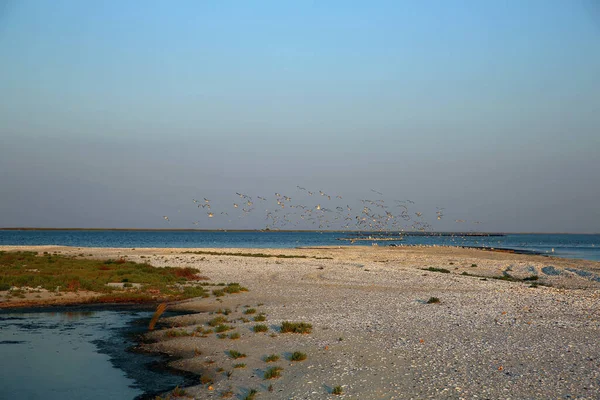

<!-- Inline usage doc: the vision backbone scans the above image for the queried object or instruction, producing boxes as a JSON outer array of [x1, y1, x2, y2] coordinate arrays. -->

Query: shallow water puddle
[[0, 309, 187, 400]]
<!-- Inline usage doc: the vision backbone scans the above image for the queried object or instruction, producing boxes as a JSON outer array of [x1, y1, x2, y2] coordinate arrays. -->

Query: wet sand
[[2, 245, 600, 399]]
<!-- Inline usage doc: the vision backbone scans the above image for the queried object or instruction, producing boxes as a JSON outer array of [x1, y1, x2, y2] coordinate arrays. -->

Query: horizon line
[[1, 227, 598, 235]]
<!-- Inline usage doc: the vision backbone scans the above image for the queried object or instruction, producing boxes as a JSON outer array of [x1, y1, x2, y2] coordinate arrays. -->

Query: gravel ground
[[2, 245, 600, 399]]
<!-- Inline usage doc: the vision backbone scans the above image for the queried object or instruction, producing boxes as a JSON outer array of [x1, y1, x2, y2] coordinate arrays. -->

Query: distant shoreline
[[1, 228, 598, 235]]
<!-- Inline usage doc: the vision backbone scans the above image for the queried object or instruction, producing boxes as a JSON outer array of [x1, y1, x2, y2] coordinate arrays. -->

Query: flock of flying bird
[[162, 187, 482, 232]]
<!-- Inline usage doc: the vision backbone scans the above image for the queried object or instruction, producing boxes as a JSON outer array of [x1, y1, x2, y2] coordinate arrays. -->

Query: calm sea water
[[0, 309, 191, 400], [1, 230, 599, 261]]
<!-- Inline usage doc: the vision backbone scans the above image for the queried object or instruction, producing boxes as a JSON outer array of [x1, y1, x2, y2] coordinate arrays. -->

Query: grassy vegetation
[[253, 313, 267, 322], [253, 324, 269, 333], [426, 297, 440, 304], [264, 354, 280, 362], [183, 250, 332, 260], [233, 363, 246, 369], [280, 321, 312, 334], [290, 351, 307, 361], [223, 283, 247, 294], [171, 386, 187, 397], [228, 350, 246, 359], [0, 251, 247, 303], [164, 329, 191, 338], [264, 366, 283, 380], [243, 308, 257, 315], [423, 267, 451, 273], [243, 389, 258, 400], [332, 385, 343, 395], [460, 269, 549, 286], [215, 324, 232, 333], [229, 332, 240, 340], [195, 327, 213, 336], [208, 316, 229, 327]]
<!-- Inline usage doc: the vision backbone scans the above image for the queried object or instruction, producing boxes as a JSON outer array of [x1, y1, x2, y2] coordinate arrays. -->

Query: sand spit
[[2, 245, 600, 399]]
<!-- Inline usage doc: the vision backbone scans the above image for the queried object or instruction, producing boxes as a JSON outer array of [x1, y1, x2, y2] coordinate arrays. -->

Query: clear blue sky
[[1, 1, 599, 232]]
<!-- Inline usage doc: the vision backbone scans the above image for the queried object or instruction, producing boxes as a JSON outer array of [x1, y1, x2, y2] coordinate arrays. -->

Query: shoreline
[[2, 245, 600, 398], [2, 227, 599, 234]]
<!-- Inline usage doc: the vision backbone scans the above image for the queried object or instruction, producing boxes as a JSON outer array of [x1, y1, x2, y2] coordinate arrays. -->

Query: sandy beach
[[2, 245, 600, 399]]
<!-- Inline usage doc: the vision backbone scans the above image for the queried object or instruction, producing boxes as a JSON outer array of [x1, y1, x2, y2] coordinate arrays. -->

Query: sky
[[1, 0, 599, 232]]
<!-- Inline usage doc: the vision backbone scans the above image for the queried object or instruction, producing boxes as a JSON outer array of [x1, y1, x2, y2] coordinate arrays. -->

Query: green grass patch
[[426, 297, 440, 304], [253, 324, 269, 333], [223, 283, 248, 294], [290, 351, 307, 361], [264, 354, 280, 362], [243, 389, 258, 400], [214, 324, 232, 333], [243, 308, 256, 315], [0, 251, 212, 302], [164, 329, 191, 338], [280, 321, 312, 334], [233, 363, 246, 369], [332, 385, 343, 395], [253, 313, 267, 322], [228, 350, 246, 359], [208, 316, 229, 327], [264, 366, 283, 380]]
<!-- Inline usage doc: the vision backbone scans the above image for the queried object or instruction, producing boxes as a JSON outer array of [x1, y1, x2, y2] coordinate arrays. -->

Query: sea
[[1, 230, 599, 262]]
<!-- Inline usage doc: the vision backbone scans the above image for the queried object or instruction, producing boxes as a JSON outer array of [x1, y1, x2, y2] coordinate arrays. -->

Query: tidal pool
[[0, 308, 191, 399]]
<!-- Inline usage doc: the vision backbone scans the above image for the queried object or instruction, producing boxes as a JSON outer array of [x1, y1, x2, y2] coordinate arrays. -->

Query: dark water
[[1, 230, 599, 261], [0, 308, 191, 400]]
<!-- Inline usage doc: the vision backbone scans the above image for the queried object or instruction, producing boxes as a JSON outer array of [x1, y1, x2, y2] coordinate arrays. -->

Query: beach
[[2, 245, 600, 399]]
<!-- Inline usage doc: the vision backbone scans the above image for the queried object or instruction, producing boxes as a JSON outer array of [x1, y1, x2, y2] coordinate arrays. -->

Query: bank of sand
[[2, 245, 600, 399]]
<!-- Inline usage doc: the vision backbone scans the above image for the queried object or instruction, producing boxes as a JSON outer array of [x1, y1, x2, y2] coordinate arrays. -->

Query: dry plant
[[149, 302, 167, 331]]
